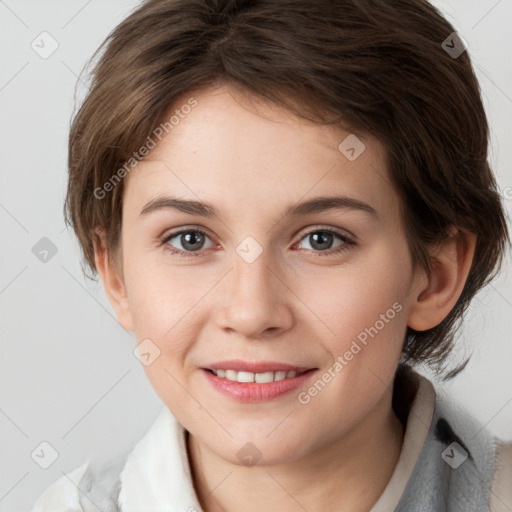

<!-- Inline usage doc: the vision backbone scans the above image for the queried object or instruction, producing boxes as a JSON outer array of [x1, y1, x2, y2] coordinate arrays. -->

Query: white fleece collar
[[117, 407, 202, 512]]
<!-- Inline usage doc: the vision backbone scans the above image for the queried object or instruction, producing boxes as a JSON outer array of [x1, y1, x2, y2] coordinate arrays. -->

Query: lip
[[201, 360, 318, 402], [203, 359, 313, 373]]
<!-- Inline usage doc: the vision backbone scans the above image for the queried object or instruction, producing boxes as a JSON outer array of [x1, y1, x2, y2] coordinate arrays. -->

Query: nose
[[214, 249, 294, 339]]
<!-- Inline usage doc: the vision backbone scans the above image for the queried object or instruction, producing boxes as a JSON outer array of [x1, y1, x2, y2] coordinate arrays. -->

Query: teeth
[[255, 371, 274, 383], [237, 371, 255, 383], [274, 371, 287, 381], [225, 370, 237, 381], [211, 369, 300, 383]]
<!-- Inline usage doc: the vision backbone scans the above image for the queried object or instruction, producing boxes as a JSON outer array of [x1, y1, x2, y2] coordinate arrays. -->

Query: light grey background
[[1, 1, 511, 511]]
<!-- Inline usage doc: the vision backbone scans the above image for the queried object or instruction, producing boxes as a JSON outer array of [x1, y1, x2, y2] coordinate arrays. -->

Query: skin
[[94, 83, 476, 512]]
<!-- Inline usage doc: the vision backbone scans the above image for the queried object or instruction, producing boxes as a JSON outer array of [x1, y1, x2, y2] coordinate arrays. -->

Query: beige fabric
[[370, 374, 436, 512], [490, 443, 512, 512]]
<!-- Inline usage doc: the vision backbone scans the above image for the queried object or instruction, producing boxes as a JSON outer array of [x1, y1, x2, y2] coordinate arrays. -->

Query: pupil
[[182, 232, 203, 251], [311, 232, 332, 250]]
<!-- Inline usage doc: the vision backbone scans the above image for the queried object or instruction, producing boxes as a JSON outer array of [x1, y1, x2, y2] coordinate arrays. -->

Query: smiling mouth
[[205, 368, 313, 383]]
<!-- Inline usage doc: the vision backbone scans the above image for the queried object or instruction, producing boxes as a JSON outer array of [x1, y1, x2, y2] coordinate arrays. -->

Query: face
[[112, 83, 423, 466]]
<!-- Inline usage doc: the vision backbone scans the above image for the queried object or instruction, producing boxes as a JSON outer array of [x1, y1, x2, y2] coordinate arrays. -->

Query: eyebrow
[[139, 194, 378, 219]]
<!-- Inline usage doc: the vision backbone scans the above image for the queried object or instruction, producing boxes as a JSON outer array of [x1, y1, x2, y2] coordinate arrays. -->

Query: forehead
[[123, 84, 397, 224]]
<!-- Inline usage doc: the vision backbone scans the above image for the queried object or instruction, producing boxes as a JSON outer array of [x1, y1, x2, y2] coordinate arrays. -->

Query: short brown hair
[[64, 0, 509, 377]]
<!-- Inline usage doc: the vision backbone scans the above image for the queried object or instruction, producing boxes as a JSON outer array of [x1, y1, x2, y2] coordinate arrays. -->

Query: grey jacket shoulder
[[77, 449, 129, 512], [29, 463, 89, 512], [30, 448, 131, 512], [396, 389, 500, 512]]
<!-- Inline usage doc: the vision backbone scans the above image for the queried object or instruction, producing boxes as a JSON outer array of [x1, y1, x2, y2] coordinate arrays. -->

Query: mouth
[[201, 362, 318, 402], [201, 359, 317, 387]]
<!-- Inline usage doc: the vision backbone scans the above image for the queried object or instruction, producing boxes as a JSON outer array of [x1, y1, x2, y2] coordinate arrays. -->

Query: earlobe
[[408, 229, 477, 332], [93, 229, 135, 333]]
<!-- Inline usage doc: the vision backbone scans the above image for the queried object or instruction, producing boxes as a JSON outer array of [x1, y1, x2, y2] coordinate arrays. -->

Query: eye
[[295, 228, 354, 256], [160, 228, 215, 257], [160, 226, 355, 258]]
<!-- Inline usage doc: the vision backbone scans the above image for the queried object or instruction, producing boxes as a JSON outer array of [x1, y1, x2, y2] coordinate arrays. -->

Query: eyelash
[[159, 227, 356, 258]]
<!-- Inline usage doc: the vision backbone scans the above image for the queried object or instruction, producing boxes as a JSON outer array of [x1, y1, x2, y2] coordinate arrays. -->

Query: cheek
[[124, 252, 207, 329], [298, 249, 412, 389], [125, 260, 215, 379], [293, 253, 410, 435], [302, 253, 409, 336]]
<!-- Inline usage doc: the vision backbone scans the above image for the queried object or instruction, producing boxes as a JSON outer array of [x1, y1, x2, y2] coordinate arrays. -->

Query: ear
[[408, 228, 477, 331], [93, 228, 135, 332]]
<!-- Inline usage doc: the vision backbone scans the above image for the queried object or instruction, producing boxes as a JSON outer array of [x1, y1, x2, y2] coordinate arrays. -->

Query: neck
[[187, 389, 404, 512]]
